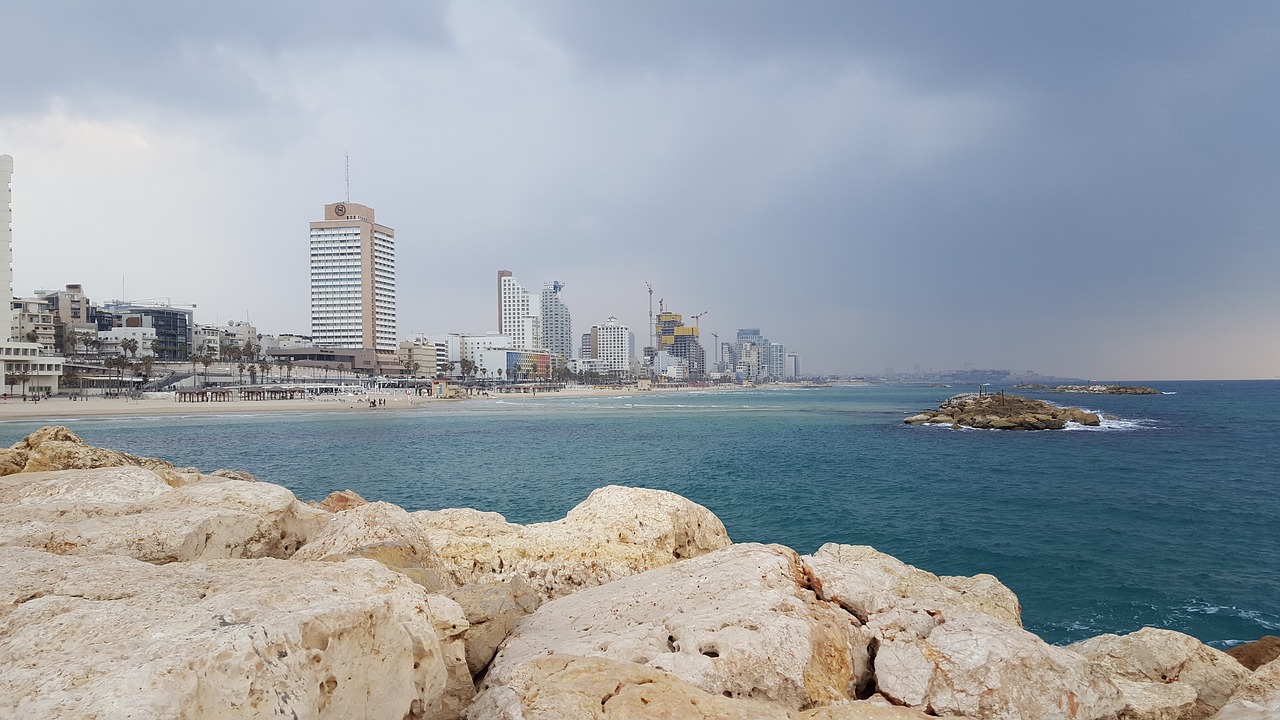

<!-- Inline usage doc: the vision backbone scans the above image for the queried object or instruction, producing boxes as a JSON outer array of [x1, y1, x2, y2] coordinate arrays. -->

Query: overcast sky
[[2, 2, 1277, 379]]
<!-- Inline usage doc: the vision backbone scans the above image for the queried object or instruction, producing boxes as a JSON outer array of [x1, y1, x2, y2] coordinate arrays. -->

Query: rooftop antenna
[[345, 153, 350, 202]]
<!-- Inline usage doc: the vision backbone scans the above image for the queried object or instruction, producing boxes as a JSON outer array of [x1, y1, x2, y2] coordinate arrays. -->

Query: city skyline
[[3, 3, 1278, 379]]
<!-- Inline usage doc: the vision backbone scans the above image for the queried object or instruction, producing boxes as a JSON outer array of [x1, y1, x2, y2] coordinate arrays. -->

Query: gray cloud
[[2, 1, 1277, 378]]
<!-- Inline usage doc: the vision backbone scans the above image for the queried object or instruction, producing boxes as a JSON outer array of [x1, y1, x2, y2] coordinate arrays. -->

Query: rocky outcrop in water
[[1052, 385, 1159, 395], [0, 426, 1262, 720], [905, 392, 1101, 430]]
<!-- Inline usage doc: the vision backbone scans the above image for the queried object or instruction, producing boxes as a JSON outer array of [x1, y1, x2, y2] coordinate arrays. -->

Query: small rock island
[[905, 392, 1101, 430]]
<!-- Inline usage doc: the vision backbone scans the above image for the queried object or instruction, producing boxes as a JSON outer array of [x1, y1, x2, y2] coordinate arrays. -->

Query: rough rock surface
[[424, 594, 478, 720], [0, 466, 327, 562], [1211, 658, 1280, 719], [805, 543, 1022, 625], [871, 605, 1123, 719], [292, 500, 452, 592], [0, 425, 188, 485], [316, 488, 368, 512], [416, 485, 731, 600], [481, 543, 872, 710], [1070, 627, 1249, 718], [468, 654, 940, 720], [445, 576, 542, 676], [904, 393, 1100, 430], [0, 547, 451, 720], [1225, 636, 1280, 671]]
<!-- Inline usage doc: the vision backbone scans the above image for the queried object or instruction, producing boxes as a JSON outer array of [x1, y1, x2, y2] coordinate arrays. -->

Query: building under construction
[[652, 308, 705, 379]]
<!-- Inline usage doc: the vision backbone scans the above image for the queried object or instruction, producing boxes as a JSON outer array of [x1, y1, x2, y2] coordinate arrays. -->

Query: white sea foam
[[1181, 601, 1280, 630]]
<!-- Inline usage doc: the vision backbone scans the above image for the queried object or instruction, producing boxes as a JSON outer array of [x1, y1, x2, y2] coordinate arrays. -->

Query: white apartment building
[[497, 270, 541, 351], [540, 281, 572, 359], [1, 340, 64, 396], [587, 316, 632, 375], [98, 327, 158, 357], [310, 202, 396, 351], [785, 352, 801, 379]]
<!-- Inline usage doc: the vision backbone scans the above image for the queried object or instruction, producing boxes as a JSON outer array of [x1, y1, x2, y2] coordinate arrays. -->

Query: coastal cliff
[[1, 427, 1276, 720]]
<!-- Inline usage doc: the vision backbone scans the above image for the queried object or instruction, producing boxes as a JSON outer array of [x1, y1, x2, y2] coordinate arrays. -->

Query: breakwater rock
[[905, 393, 1101, 430], [1051, 385, 1159, 395], [2, 427, 1276, 720]]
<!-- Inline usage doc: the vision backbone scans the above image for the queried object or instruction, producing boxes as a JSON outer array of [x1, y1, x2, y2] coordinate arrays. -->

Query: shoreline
[[0, 383, 771, 423]]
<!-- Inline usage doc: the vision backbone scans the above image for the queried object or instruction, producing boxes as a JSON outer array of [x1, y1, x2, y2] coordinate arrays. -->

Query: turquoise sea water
[[3, 380, 1277, 648]]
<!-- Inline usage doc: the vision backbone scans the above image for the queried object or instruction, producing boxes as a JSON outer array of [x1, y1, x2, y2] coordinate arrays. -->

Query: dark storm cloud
[[3, 2, 1278, 378], [0, 0, 454, 117]]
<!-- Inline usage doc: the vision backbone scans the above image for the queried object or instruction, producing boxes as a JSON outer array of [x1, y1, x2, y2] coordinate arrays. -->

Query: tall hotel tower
[[309, 202, 396, 351], [497, 270, 541, 350], [540, 281, 572, 359], [1, 155, 13, 301]]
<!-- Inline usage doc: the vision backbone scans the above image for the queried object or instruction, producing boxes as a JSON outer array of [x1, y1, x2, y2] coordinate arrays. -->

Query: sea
[[3, 380, 1277, 650]]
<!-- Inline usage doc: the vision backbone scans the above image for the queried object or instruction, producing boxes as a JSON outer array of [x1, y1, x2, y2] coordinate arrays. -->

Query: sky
[[2, 1, 1277, 379]]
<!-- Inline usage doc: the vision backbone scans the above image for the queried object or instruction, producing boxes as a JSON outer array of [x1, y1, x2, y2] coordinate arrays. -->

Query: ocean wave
[[1180, 601, 1280, 631]]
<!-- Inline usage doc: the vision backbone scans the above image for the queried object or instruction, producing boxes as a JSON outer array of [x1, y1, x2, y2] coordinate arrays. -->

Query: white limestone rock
[[445, 576, 542, 676], [293, 500, 453, 592], [1210, 658, 1280, 720], [0, 547, 450, 720], [0, 467, 327, 563], [805, 543, 1022, 625], [424, 594, 477, 720], [1070, 627, 1250, 718], [481, 543, 872, 710], [871, 605, 1124, 719], [416, 485, 731, 600]]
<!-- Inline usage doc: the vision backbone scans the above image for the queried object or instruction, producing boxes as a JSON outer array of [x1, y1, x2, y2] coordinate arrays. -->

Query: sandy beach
[[0, 383, 756, 423]]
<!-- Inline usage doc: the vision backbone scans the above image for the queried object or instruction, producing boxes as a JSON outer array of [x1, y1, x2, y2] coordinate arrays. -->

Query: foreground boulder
[[469, 654, 940, 720], [1212, 658, 1280, 719], [480, 543, 872, 710], [804, 543, 1022, 625], [905, 393, 1100, 430], [807, 543, 1121, 719], [416, 484, 731, 600], [445, 576, 542, 676], [292, 500, 453, 592], [0, 466, 327, 563], [0, 547, 454, 719], [1070, 627, 1249, 719], [0, 425, 193, 485]]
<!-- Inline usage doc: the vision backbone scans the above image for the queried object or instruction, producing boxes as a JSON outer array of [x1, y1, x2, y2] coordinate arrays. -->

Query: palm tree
[[140, 356, 155, 385], [24, 330, 39, 344], [439, 361, 454, 378], [285, 360, 294, 382], [120, 337, 139, 360], [198, 353, 213, 387], [236, 362, 246, 386], [258, 360, 270, 384], [497, 368, 504, 384], [63, 327, 79, 358], [17, 369, 31, 398], [5, 372, 20, 396]]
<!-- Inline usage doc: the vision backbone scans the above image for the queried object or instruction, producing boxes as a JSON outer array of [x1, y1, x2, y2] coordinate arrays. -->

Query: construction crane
[[645, 282, 655, 354], [691, 311, 708, 335]]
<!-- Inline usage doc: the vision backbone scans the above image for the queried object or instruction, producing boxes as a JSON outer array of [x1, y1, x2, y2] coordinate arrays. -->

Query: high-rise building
[[540, 281, 572, 359], [497, 270, 541, 350], [310, 202, 397, 351], [1, 155, 12, 303], [3, 155, 14, 344], [588, 316, 632, 376], [656, 309, 705, 378]]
